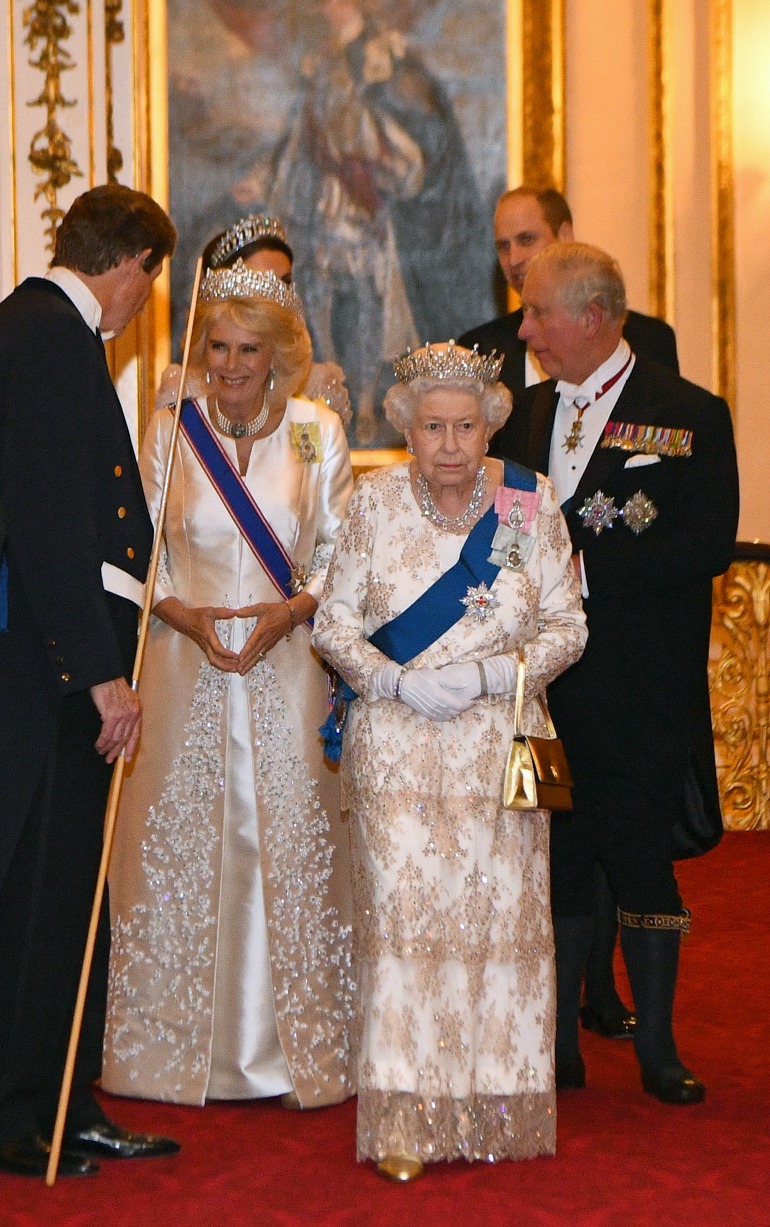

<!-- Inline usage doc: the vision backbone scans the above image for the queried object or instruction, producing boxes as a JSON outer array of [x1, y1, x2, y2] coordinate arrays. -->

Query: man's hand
[[90, 677, 142, 763]]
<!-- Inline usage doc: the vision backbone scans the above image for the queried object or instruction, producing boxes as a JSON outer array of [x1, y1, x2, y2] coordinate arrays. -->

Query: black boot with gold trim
[[619, 907, 705, 1105]]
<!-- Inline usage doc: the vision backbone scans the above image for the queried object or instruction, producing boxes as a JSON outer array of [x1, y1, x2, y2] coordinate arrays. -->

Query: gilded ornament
[[23, 0, 83, 250]]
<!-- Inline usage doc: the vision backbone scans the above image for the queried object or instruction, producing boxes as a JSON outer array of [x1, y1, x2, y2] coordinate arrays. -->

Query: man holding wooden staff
[[0, 185, 179, 1177]]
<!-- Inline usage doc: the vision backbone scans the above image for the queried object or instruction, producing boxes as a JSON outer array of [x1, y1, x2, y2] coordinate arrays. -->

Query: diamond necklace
[[214, 388, 269, 439], [416, 464, 487, 532]]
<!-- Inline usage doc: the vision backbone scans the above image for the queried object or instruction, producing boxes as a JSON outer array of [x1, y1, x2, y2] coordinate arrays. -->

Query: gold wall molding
[[23, 0, 83, 249], [105, 0, 124, 181], [710, 0, 736, 407], [710, 556, 770, 830], [521, 0, 564, 189], [648, 0, 669, 320]]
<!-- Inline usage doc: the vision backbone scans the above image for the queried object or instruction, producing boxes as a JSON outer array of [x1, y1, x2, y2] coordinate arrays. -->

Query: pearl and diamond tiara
[[208, 214, 289, 269], [198, 260, 304, 320], [392, 339, 504, 385]]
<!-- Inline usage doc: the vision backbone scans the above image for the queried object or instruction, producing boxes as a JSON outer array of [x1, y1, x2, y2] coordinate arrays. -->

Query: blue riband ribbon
[[180, 400, 307, 618], [319, 460, 536, 759]]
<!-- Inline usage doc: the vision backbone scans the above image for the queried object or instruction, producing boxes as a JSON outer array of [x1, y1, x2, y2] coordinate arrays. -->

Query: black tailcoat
[[0, 278, 153, 1142], [515, 356, 738, 912]]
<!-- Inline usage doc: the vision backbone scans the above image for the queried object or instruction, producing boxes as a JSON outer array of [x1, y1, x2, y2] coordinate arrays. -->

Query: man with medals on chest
[[515, 241, 738, 1104]]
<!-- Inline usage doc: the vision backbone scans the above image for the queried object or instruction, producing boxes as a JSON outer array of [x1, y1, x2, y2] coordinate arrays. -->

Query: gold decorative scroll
[[521, 0, 564, 189], [23, 0, 83, 250], [710, 560, 770, 830], [105, 0, 125, 182], [648, 0, 669, 320], [710, 0, 735, 407]]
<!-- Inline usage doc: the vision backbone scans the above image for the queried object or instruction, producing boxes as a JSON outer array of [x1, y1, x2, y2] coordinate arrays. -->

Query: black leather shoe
[[0, 1136, 99, 1177], [64, 1120, 180, 1159], [555, 1054, 586, 1090], [580, 1002, 637, 1039], [641, 1065, 706, 1105]]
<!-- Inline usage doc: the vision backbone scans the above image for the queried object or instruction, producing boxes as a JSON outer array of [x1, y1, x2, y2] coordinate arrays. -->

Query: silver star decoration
[[577, 490, 619, 535], [621, 491, 658, 535], [461, 581, 500, 622]]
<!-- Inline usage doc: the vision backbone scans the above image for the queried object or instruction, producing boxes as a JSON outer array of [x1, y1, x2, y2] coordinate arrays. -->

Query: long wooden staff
[[46, 258, 204, 1186]]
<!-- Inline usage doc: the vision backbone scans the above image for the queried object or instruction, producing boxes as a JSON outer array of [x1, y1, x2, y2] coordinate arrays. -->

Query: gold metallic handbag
[[503, 659, 574, 811]]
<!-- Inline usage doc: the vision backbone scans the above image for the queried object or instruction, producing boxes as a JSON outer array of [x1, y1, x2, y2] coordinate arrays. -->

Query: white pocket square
[[624, 453, 661, 468]]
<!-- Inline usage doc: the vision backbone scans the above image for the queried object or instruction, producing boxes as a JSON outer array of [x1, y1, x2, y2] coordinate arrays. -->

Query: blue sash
[[320, 460, 536, 759], [180, 400, 303, 613]]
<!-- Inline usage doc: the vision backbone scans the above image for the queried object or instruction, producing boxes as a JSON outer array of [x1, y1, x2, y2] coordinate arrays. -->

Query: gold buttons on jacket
[[114, 465, 122, 477], [126, 547, 135, 559], [61, 672, 71, 683], [117, 506, 127, 519]]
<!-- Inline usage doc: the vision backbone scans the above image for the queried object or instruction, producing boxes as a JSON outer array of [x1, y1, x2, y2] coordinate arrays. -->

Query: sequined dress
[[102, 397, 355, 1107], [311, 463, 587, 1163]]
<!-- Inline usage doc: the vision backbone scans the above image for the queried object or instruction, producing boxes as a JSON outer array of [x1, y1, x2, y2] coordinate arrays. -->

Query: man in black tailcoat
[[0, 185, 179, 1177], [462, 185, 715, 1048], [514, 242, 738, 1104]]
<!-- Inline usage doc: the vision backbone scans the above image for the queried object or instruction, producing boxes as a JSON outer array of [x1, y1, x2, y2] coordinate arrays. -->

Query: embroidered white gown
[[102, 397, 355, 1107], [311, 463, 587, 1163]]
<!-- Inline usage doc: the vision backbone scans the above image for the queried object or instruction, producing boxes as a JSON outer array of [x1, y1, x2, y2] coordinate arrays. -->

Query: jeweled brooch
[[577, 491, 619, 535], [461, 581, 500, 621], [620, 491, 658, 535]]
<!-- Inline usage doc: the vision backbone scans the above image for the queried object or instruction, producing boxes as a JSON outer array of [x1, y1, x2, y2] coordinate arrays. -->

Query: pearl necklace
[[214, 389, 269, 439], [416, 465, 487, 532]]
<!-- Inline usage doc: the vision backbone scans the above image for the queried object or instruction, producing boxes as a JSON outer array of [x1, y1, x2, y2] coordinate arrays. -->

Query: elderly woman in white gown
[[312, 342, 587, 1179], [102, 263, 355, 1109]]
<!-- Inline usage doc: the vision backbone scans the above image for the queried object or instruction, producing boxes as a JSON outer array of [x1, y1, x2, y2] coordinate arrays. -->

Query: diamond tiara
[[392, 340, 504, 385], [198, 260, 305, 320], [208, 214, 289, 269]]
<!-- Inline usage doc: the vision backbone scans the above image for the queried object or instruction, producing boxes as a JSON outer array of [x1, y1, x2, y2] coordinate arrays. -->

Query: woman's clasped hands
[[155, 596, 296, 675]]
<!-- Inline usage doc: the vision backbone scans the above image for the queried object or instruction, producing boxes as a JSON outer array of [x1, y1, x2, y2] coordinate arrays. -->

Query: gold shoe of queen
[[376, 1153, 425, 1182]]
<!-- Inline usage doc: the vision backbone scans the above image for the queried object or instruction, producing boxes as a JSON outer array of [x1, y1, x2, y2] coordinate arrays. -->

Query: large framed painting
[[164, 0, 509, 456]]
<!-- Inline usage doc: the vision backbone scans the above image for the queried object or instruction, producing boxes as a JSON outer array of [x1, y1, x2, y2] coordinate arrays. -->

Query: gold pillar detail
[[710, 560, 770, 830], [648, 0, 668, 320], [105, 0, 125, 182], [521, 0, 564, 189], [710, 0, 735, 407], [23, 0, 84, 249]]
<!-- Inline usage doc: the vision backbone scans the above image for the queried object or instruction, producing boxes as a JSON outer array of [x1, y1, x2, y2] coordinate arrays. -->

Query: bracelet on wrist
[[394, 666, 407, 701], [286, 601, 301, 632], [477, 660, 489, 698]]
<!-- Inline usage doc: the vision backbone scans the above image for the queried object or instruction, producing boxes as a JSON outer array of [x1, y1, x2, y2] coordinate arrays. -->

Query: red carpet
[[4, 831, 769, 1227]]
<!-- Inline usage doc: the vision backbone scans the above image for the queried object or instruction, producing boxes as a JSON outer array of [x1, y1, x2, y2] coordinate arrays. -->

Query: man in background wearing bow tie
[[0, 185, 179, 1176], [516, 241, 738, 1104]]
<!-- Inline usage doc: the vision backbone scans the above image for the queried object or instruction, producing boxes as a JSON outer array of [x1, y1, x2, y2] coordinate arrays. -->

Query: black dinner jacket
[[0, 278, 153, 882], [519, 355, 738, 812], [459, 306, 679, 465]]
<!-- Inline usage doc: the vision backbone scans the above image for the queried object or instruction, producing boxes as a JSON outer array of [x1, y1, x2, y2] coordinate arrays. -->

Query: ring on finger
[[255, 652, 266, 662]]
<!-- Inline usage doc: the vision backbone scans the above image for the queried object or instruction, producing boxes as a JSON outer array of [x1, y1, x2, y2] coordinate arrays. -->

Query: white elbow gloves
[[370, 653, 519, 721]]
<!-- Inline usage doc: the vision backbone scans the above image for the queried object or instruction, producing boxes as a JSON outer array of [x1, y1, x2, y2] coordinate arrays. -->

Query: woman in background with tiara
[[101, 262, 355, 1109], [157, 213, 352, 430]]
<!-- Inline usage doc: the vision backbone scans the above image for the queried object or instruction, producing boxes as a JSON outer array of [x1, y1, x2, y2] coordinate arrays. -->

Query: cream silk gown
[[312, 463, 587, 1163], [102, 397, 355, 1107]]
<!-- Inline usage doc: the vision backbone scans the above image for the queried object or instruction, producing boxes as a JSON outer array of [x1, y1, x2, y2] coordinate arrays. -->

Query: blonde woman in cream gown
[[102, 266, 354, 1109]]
